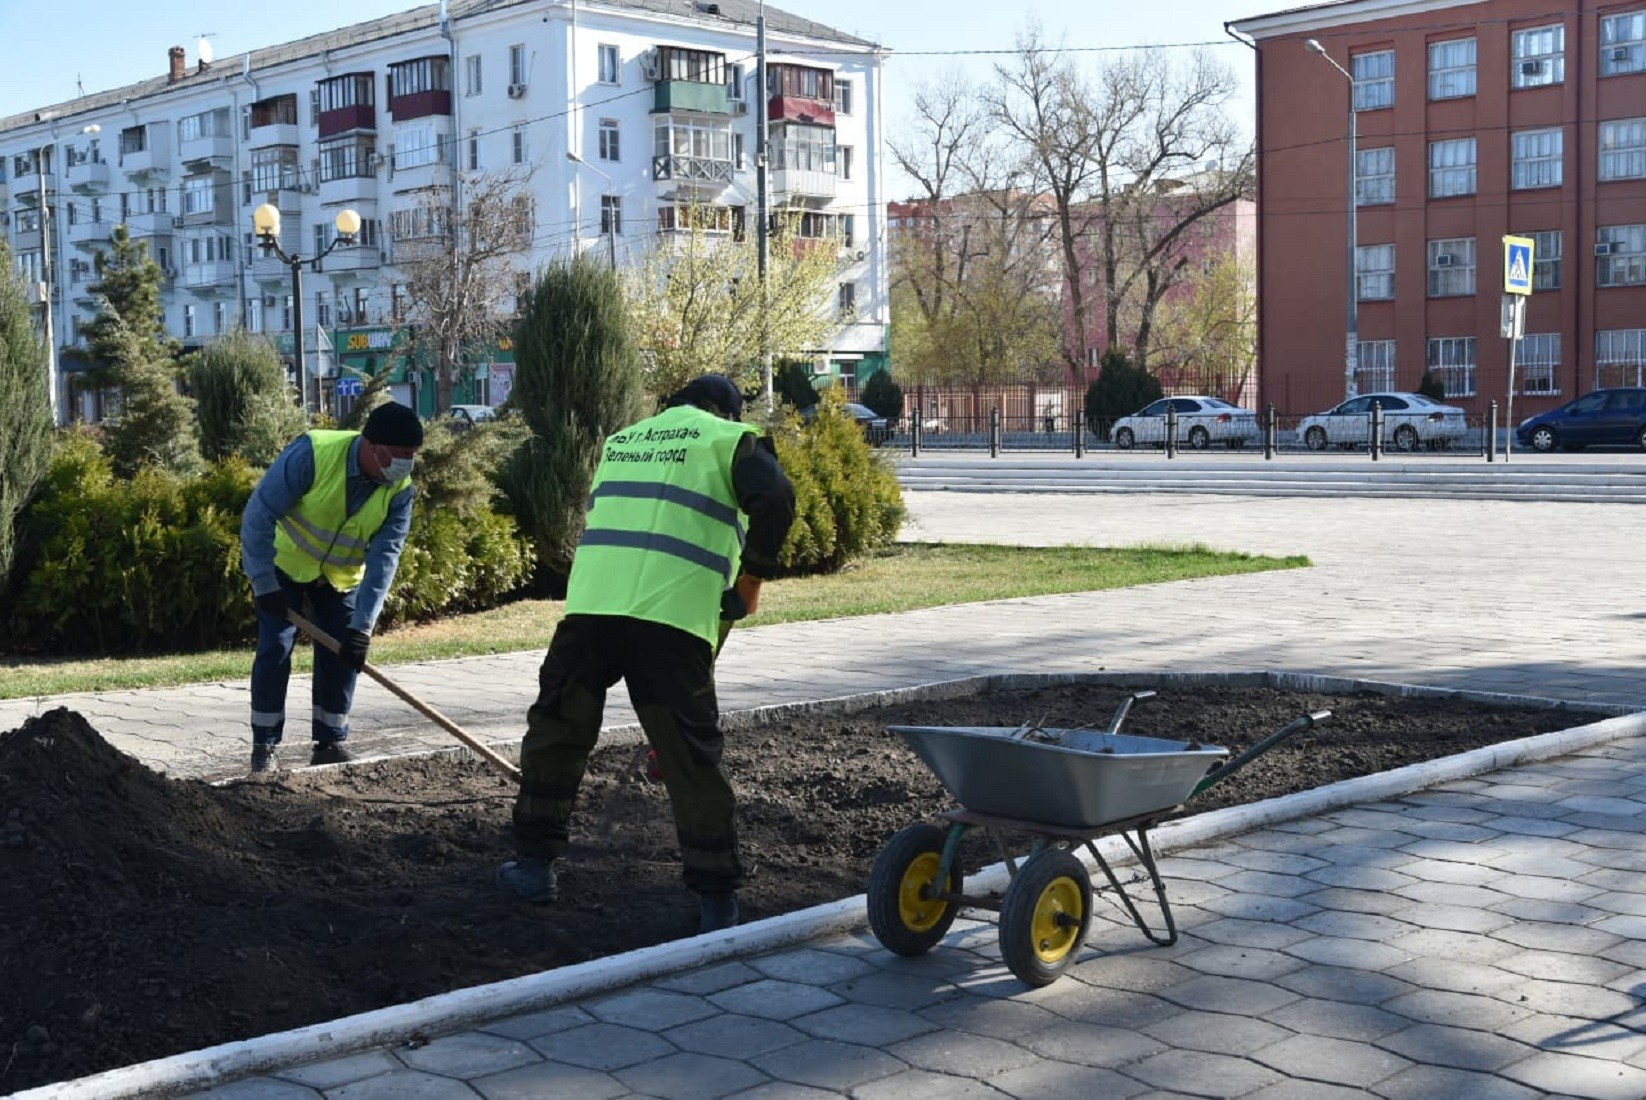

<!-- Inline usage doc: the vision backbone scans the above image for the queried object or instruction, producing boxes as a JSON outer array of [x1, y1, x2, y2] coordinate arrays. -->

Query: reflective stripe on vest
[[565, 407, 755, 645], [272, 430, 407, 591]]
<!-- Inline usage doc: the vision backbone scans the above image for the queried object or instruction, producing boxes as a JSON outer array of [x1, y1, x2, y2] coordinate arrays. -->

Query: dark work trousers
[[249, 571, 360, 748], [514, 613, 742, 895]]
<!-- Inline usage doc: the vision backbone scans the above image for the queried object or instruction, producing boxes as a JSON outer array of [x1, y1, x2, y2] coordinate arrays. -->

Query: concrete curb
[[21, 671, 1640, 1100]]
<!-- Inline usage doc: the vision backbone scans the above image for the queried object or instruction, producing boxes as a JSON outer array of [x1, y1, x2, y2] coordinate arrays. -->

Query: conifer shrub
[[770, 391, 904, 575], [1084, 348, 1161, 440], [858, 370, 903, 421], [187, 330, 306, 465], [0, 245, 53, 593]]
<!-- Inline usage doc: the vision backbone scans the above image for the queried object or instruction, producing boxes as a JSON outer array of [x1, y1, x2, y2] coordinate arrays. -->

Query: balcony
[[179, 132, 235, 170], [119, 129, 172, 178], [321, 173, 379, 205], [182, 261, 237, 292], [11, 167, 53, 203], [653, 80, 731, 115], [389, 159, 452, 193], [652, 154, 734, 195], [125, 210, 175, 238], [772, 167, 837, 200], [318, 246, 383, 276], [250, 122, 301, 149], [67, 220, 113, 250], [65, 159, 110, 193]]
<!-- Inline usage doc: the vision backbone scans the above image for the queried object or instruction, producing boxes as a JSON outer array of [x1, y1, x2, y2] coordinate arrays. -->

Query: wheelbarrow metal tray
[[890, 725, 1229, 830]]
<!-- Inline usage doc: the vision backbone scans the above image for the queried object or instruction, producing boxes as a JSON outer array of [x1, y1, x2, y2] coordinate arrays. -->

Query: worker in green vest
[[498, 374, 796, 935], [240, 402, 423, 773]]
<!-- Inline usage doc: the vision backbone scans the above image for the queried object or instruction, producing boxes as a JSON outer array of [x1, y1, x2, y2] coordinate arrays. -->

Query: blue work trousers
[[249, 572, 359, 748]]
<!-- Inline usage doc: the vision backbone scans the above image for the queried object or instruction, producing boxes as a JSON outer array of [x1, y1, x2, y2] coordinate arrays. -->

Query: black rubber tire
[[1637, 425, 1646, 452], [998, 849, 1092, 987], [867, 824, 962, 957], [1392, 425, 1420, 452], [1187, 426, 1210, 450], [1304, 426, 1328, 452], [1115, 428, 1135, 450], [1530, 426, 1557, 453]]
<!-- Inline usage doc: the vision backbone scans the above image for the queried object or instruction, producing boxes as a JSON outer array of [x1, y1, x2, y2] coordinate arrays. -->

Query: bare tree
[[395, 168, 534, 414], [990, 29, 1254, 378]]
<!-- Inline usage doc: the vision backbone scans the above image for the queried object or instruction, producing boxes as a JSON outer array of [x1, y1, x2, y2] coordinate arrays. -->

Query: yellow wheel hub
[[1031, 876, 1084, 962], [898, 852, 949, 932]]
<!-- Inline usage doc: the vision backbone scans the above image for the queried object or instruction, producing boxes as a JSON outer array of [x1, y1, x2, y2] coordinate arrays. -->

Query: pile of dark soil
[[0, 684, 1587, 1092]]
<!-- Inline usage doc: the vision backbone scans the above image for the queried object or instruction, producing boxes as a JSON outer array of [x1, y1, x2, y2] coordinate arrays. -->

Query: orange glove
[[734, 573, 763, 617]]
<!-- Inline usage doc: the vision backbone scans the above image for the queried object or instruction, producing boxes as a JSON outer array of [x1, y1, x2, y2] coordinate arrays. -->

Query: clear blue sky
[[0, 0, 1259, 192]]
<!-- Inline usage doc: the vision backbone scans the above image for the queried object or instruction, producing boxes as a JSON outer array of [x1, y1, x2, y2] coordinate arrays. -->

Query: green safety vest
[[566, 406, 757, 645], [272, 430, 409, 591]]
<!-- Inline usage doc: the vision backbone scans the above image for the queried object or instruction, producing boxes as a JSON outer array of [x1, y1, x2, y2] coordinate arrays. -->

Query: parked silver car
[[1111, 396, 1257, 450], [1298, 392, 1467, 452]]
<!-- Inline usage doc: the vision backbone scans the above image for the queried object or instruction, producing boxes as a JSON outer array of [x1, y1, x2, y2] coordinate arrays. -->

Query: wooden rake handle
[[288, 610, 522, 785]]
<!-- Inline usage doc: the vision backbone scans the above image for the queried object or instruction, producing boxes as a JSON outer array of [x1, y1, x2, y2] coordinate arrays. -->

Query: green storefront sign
[[331, 326, 516, 418]]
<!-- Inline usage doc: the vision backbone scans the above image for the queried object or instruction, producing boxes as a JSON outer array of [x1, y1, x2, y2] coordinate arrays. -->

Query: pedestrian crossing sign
[[1503, 235, 1534, 296]]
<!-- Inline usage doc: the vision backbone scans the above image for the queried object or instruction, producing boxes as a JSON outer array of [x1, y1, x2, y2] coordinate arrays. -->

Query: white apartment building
[[0, 0, 887, 421]]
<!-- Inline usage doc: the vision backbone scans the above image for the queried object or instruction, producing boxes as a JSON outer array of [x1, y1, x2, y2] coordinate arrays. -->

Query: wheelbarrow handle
[[1190, 710, 1332, 798], [287, 610, 522, 785]]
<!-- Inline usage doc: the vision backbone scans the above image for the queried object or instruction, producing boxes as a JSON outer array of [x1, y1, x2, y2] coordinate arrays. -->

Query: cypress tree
[[0, 244, 53, 590]]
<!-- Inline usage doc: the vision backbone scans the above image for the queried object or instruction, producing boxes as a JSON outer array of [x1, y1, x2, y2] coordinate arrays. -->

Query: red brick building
[[1229, 0, 1646, 416]]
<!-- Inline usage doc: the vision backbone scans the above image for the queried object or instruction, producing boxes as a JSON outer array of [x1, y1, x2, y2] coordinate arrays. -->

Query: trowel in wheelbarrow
[[287, 610, 521, 784]]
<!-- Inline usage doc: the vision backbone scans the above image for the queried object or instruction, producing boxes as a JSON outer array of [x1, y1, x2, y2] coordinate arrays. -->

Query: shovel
[[287, 610, 522, 784]]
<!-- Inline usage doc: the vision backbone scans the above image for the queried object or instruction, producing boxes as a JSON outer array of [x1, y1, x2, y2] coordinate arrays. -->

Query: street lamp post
[[567, 152, 617, 270], [1306, 38, 1359, 400], [252, 203, 360, 414]]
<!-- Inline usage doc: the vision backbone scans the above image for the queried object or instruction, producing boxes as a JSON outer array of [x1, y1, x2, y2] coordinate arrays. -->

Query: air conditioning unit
[[1520, 59, 1544, 76], [380, 249, 392, 263], [1595, 241, 1620, 256], [1434, 253, 1456, 267], [640, 50, 661, 82], [1611, 46, 1633, 64], [729, 98, 748, 116], [262, 294, 278, 307], [507, 82, 528, 99]]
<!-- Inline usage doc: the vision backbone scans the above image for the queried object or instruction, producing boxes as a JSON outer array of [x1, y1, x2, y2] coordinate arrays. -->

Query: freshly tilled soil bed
[[0, 683, 1587, 1091]]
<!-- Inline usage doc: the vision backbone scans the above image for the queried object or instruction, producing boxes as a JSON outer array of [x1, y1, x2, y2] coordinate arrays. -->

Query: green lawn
[[0, 542, 1307, 700]]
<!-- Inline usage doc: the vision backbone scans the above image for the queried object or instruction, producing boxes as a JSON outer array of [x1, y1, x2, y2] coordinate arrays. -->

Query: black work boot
[[698, 891, 739, 934], [310, 741, 354, 766], [496, 858, 558, 904], [250, 743, 280, 773]]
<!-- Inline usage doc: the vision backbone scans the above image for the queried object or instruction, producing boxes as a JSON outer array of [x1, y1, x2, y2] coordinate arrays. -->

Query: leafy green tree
[[773, 361, 819, 409], [1084, 348, 1161, 438], [501, 255, 642, 584], [187, 329, 307, 465], [0, 244, 53, 591], [859, 370, 904, 421]]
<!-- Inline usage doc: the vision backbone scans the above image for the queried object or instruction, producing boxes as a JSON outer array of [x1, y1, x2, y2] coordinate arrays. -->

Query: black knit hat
[[665, 374, 743, 419], [363, 402, 425, 447]]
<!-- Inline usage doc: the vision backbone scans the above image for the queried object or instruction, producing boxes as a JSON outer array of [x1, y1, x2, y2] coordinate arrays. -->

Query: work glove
[[340, 629, 372, 672], [254, 589, 288, 622]]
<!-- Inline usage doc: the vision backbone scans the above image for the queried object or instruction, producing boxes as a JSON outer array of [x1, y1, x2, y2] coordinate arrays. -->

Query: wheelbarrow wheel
[[999, 848, 1092, 987], [867, 823, 962, 956]]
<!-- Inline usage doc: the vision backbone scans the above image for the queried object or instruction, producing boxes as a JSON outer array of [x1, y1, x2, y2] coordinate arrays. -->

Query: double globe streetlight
[[252, 203, 360, 413]]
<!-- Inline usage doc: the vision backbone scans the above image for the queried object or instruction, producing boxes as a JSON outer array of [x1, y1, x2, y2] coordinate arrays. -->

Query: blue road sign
[[1503, 235, 1534, 296], [335, 376, 363, 397]]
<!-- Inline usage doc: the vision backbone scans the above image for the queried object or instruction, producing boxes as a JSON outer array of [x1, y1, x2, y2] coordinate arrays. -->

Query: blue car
[[1516, 388, 1646, 453]]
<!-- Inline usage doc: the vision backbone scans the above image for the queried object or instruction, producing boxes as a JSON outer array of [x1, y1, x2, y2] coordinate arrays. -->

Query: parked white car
[[1111, 396, 1258, 450], [1298, 392, 1468, 452]]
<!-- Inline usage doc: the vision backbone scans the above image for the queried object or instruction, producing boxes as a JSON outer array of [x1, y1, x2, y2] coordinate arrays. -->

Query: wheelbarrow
[[867, 691, 1332, 987]]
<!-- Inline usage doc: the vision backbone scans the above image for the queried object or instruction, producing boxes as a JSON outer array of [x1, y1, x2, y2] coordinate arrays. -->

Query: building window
[[1355, 147, 1394, 205], [601, 194, 622, 235], [246, 297, 263, 334], [734, 132, 746, 170], [1357, 340, 1396, 392], [1529, 229, 1562, 289], [1599, 118, 1646, 181], [1511, 24, 1564, 87], [509, 44, 527, 87], [1356, 244, 1395, 301], [1428, 38, 1476, 100], [771, 123, 838, 173], [512, 127, 526, 165], [599, 119, 620, 162], [393, 120, 443, 170], [1597, 224, 1646, 287], [837, 282, 856, 319], [727, 63, 745, 100], [1426, 336, 1476, 397], [465, 54, 482, 96], [1510, 128, 1562, 190], [658, 204, 743, 235], [1428, 137, 1477, 197], [214, 301, 227, 334], [1427, 237, 1476, 297], [654, 47, 726, 84], [318, 136, 375, 181], [1600, 11, 1646, 76], [178, 108, 231, 143], [1597, 329, 1646, 387], [467, 130, 481, 171], [251, 146, 301, 192], [317, 73, 375, 113], [183, 304, 196, 338], [841, 146, 853, 181], [1514, 333, 1561, 395], [181, 176, 216, 215], [834, 79, 854, 115], [389, 57, 451, 100], [314, 223, 328, 258], [1351, 50, 1394, 110], [598, 43, 620, 84]]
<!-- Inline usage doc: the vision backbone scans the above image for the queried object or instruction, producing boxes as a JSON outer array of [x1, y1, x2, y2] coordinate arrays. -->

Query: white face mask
[[381, 455, 416, 482]]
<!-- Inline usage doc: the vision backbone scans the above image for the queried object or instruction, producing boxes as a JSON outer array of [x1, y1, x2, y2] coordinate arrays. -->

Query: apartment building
[[0, 0, 887, 420], [1229, 0, 1646, 417]]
